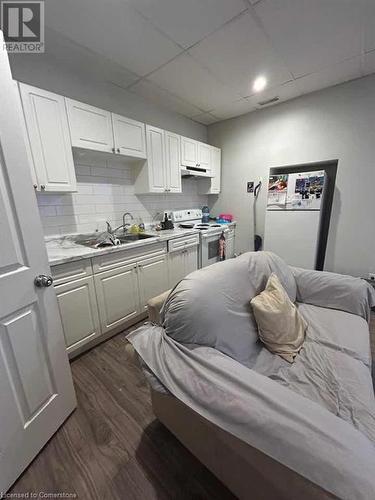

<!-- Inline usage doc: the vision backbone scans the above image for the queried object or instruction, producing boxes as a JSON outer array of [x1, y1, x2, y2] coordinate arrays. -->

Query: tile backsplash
[[37, 155, 208, 237]]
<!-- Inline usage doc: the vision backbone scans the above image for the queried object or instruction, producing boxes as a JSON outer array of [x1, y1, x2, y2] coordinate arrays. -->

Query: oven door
[[200, 229, 229, 268]]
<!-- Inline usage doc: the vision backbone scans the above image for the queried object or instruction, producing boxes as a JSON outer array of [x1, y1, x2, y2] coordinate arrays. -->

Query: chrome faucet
[[122, 212, 134, 232], [105, 212, 134, 236]]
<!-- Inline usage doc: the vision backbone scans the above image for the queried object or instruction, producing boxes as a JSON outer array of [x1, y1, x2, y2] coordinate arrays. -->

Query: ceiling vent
[[258, 96, 280, 106]]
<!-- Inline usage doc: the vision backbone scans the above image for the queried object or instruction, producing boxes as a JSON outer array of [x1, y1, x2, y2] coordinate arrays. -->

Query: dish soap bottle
[[202, 205, 210, 223]]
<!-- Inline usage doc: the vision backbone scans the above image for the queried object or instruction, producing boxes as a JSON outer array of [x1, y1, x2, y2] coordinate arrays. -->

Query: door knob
[[34, 274, 53, 288]]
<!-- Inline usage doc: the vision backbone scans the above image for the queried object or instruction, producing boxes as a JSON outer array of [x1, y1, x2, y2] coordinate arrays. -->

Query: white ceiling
[[44, 0, 375, 125]]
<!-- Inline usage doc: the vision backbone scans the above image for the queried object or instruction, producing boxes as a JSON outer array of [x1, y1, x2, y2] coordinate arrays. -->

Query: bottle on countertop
[[202, 205, 210, 223]]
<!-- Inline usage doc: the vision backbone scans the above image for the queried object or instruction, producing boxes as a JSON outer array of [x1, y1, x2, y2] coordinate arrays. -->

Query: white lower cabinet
[[168, 250, 187, 288], [52, 241, 194, 356], [138, 254, 169, 311], [185, 246, 199, 275], [94, 262, 140, 334], [54, 276, 100, 353], [168, 237, 199, 288]]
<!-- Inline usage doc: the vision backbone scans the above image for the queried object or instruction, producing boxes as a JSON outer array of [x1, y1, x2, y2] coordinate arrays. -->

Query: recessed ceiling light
[[253, 76, 267, 93]]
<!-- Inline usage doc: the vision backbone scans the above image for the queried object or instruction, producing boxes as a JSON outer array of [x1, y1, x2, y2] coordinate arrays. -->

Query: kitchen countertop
[[46, 227, 200, 266]]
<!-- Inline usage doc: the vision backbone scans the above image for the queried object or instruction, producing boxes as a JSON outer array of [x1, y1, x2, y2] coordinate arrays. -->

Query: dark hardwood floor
[[10, 323, 235, 500]]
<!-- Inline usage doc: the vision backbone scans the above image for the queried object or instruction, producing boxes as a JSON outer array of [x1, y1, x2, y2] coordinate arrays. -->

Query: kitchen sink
[[117, 233, 155, 243], [74, 232, 155, 248]]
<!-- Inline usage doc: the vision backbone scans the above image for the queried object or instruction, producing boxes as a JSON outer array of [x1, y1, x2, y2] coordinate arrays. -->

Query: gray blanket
[[128, 252, 375, 499]]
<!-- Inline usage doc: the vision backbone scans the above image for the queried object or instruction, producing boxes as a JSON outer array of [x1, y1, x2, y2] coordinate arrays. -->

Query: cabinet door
[[112, 114, 146, 159], [66, 98, 113, 153], [210, 146, 221, 193], [197, 142, 211, 170], [18, 83, 76, 192], [185, 246, 199, 276], [146, 125, 166, 192], [94, 263, 140, 333], [137, 254, 169, 311], [180, 136, 197, 168], [168, 250, 187, 288], [54, 276, 100, 353], [165, 131, 181, 193]]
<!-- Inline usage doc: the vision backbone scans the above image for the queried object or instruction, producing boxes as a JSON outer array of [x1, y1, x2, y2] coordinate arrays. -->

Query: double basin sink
[[74, 232, 156, 249]]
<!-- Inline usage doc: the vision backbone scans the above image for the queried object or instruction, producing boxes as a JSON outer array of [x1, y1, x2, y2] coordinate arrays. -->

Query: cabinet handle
[[41, 184, 45, 190], [117, 148, 120, 153], [33, 184, 38, 189], [112, 147, 115, 153]]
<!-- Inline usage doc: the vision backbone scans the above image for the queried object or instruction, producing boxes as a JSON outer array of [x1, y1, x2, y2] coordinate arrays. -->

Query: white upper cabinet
[[146, 125, 166, 192], [18, 83, 77, 192], [164, 131, 181, 193], [180, 136, 198, 168], [197, 142, 211, 170], [210, 146, 221, 193], [66, 98, 113, 153], [198, 146, 221, 194], [181, 136, 211, 173], [134, 126, 182, 194], [112, 114, 147, 159]]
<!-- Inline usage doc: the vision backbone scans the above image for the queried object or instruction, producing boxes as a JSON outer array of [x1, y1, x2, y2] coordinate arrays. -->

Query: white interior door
[[0, 33, 76, 494]]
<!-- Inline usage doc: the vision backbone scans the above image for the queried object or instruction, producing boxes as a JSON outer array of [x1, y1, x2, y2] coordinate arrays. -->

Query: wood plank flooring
[[10, 315, 375, 499], [10, 323, 235, 500]]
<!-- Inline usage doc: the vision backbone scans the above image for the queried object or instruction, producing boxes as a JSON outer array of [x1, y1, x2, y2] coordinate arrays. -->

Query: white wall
[[208, 74, 375, 277]]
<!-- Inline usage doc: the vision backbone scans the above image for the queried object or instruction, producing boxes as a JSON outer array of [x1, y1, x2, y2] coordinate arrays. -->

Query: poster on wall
[[267, 174, 288, 207], [286, 171, 325, 210], [267, 170, 325, 210]]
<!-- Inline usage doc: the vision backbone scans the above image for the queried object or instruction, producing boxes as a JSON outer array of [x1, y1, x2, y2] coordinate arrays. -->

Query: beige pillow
[[251, 273, 307, 363]]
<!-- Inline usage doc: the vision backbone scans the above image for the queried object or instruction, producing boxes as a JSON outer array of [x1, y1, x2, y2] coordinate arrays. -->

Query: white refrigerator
[[264, 171, 325, 269]]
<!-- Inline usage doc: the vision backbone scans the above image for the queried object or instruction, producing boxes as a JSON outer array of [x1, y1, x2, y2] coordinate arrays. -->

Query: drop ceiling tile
[[247, 80, 301, 108], [45, 28, 139, 88], [255, 0, 363, 78], [129, 79, 203, 117], [295, 57, 362, 96], [189, 11, 291, 97], [209, 98, 257, 120], [129, 0, 247, 49], [363, 50, 375, 76], [148, 53, 241, 111], [191, 112, 219, 125], [45, 0, 182, 76]]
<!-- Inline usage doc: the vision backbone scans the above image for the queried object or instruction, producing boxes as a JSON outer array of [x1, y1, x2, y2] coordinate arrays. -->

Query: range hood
[[181, 166, 212, 178]]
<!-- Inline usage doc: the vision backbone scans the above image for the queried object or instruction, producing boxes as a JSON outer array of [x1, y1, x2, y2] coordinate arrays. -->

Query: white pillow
[[250, 273, 307, 363]]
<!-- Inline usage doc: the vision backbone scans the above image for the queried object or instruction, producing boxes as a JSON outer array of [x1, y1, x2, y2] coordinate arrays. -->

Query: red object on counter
[[218, 213, 233, 222]]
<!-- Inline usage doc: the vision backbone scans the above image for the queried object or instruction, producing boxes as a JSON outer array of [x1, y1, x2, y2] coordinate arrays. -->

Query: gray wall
[[208, 74, 375, 278], [9, 54, 206, 142]]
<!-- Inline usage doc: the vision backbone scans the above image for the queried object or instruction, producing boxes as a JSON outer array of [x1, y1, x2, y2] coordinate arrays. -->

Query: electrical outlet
[[369, 273, 375, 281]]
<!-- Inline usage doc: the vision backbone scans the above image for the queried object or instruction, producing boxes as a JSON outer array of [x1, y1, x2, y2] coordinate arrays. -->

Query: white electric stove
[[168, 209, 229, 267]]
